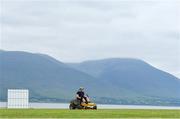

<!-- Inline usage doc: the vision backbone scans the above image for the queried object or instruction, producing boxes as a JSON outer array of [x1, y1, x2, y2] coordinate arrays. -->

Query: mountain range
[[0, 50, 180, 105]]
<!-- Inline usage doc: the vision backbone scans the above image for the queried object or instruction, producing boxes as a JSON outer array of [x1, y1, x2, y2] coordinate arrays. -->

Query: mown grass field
[[0, 109, 180, 118]]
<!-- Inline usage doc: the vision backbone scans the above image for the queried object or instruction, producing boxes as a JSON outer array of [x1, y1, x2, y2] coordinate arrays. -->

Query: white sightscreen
[[7, 89, 29, 108]]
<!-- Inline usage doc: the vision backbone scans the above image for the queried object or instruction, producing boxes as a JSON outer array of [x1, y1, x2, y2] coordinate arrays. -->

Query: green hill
[[0, 51, 180, 105]]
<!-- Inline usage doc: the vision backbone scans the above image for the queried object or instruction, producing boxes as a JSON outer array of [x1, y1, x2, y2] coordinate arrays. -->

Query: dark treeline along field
[[0, 50, 180, 106]]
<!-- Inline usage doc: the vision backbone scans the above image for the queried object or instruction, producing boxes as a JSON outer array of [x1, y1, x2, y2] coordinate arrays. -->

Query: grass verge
[[0, 109, 180, 118]]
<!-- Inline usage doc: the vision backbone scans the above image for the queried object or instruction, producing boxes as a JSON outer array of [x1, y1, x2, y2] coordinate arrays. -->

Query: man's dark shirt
[[77, 91, 85, 98]]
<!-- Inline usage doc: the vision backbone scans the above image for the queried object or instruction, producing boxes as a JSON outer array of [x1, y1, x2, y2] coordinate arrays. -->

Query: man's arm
[[76, 92, 82, 99], [76, 94, 81, 99]]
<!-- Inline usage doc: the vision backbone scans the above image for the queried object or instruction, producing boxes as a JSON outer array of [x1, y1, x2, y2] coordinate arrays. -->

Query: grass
[[0, 109, 180, 118]]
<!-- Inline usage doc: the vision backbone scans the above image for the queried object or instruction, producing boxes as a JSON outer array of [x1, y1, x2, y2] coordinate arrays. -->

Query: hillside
[[0, 51, 180, 105], [68, 58, 180, 99], [0, 51, 102, 102]]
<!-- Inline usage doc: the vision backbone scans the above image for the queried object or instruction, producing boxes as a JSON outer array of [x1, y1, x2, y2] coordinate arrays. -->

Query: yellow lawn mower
[[69, 99, 97, 110]]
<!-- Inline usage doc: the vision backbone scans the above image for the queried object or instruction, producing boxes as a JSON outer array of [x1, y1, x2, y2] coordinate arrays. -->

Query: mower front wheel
[[93, 106, 97, 109]]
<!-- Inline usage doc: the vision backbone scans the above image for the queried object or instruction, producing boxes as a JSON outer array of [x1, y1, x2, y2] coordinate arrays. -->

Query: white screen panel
[[7, 89, 29, 108]]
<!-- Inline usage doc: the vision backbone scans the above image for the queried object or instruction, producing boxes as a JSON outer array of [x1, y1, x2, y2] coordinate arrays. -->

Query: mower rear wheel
[[69, 104, 76, 110]]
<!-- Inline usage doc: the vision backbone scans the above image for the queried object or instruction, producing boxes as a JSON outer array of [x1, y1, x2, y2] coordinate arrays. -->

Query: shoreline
[[1, 102, 180, 109]]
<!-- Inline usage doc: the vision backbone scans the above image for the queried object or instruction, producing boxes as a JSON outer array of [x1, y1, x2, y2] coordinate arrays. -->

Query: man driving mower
[[76, 87, 90, 104], [69, 87, 97, 109]]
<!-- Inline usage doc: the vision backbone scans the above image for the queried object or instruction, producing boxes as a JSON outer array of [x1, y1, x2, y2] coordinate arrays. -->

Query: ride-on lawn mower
[[69, 98, 97, 110]]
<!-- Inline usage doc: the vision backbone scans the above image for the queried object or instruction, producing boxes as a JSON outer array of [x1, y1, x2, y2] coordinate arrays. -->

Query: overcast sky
[[0, 0, 180, 78]]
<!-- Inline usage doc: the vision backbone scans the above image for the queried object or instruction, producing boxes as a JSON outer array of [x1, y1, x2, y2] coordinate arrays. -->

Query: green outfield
[[0, 109, 180, 118]]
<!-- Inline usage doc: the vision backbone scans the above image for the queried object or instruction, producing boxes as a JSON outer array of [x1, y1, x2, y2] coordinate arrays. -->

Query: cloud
[[0, 0, 180, 78]]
